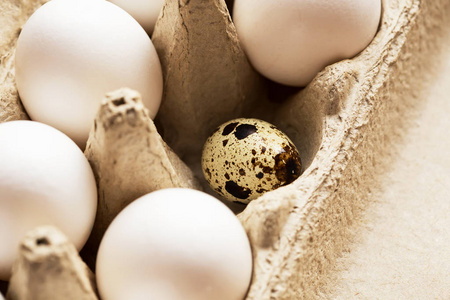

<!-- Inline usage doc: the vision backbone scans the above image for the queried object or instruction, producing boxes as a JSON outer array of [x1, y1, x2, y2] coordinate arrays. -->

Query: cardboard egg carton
[[1, 0, 449, 299]]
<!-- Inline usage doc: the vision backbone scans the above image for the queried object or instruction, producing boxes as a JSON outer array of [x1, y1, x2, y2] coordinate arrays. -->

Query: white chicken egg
[[15, 0, 163, 148], [0, 121, 97, 280], [109, 0, 164, 34], [96, 188, 253, 300], [233, 0, 381, 86]]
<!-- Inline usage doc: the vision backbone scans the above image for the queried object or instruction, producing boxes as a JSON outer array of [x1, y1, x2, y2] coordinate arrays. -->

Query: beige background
[[324, 25, 450, 299]]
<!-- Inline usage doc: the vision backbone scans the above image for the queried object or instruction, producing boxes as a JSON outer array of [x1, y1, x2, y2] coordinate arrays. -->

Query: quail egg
[[202, 118, 302, 204]]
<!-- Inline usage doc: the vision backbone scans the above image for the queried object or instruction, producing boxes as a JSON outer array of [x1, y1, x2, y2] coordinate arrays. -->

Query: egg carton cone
[[151, 0, 266, 159], [6, 226, 98, 300], [81, 87, 201, 268], [0, 0, 449, 299]]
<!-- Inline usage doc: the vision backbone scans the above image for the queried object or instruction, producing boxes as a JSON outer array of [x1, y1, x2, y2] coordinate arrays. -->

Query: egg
[[109, 0, 164, 34], [15, 0, 163, 148], [96, 188, 252, 300], [202, 118, 302, 204], [0, 121, 97, 280], [232, 0, 381, 86]]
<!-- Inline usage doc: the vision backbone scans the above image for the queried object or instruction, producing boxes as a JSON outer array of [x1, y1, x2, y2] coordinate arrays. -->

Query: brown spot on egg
[[225, 181, 251, 200], [223, 139, 228, 147], [225, 173, 230, 180], [261, 146, 266, 154], [252, 149, 256, 155], [274, 143, 302, 185], [256, 188, 268, 194], [205, 168, 211, 179], [256, 172, 264, 179], [222, 122, 239, 136], [262, 166, 272, 173], [239, 169, 246, 176], [234, 124, 257, 140]]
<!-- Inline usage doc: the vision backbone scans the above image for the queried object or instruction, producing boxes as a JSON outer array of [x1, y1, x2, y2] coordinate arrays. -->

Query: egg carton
[[0, 0, 449, 299]]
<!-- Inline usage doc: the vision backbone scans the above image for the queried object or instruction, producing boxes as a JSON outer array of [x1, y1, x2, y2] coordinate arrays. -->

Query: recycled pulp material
[[0, 0, 448, 298]]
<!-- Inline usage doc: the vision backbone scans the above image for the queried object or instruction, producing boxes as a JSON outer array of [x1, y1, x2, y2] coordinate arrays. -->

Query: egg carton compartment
[[0, 0, 449, 299]]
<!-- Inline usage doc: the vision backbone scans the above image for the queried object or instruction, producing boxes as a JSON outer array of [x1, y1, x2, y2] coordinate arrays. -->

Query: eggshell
[[96, 188, 252, 300], [0, 121, 97, 280], [232, 0, 381, 86], [202, 118, 302, 204], [15, 0, 163, 148], [109, 0, 164, 34]]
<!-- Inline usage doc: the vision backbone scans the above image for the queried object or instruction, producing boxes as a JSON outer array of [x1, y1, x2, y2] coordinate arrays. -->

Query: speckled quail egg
[[202, 118, 302, 204]]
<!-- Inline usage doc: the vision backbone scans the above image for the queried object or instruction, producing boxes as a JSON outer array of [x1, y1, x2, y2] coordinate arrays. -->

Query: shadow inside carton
[[179, 76, 325, 214], [0, 280, 7, 296], [267, 80, 304, 104], [225, 0, 235, 15]]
